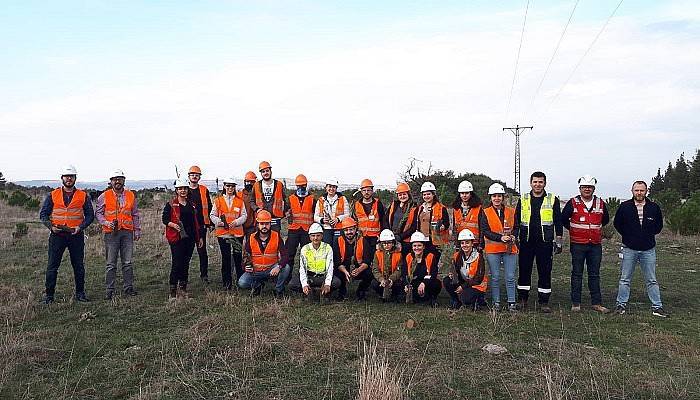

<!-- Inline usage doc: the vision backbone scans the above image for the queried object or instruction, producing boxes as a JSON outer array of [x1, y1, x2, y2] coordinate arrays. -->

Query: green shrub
[[651, 189, 682, 219], [24, 198, 40, 210], [13, 222, 28, 238], [667, 193, 700, 235], [0, 191, 8, 200], [137, 191, 155, 209], [7, 190, 31, 207]]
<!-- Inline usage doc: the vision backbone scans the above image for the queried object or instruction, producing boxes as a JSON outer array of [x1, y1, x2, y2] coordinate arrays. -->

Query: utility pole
[[502, 125, 533, 194]]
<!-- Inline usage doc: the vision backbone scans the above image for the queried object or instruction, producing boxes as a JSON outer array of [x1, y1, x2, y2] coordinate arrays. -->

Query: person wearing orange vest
[[403, 232, 441, 306], [333, 217, 374, 300], [95, 169, 141, 300], [385, 182, 416, 256], [479, 183, 519, 312], [251, 161, 288, 232], [238, 210, 291, 297], [239, 171, 257, 235], [163, 179, 204, 299], [561, 175, 610, 314], [354, 179, 386, 249], [286, 174, 316, 281], [210, 177, 247, 290], [186, 165, 212, 284], [444, 229, 488, 310], [314, 178, 350, 248], [451, 180, 482, 246], [39, 165, 95, 304], [371, 230, 405, 302], [403, 182, 450, 258]]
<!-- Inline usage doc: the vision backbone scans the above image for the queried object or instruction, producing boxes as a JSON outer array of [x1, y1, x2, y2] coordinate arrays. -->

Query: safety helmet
[[488, 183, 505, 195], [326, 178, 339, 187], [109, 169, 125, 179], [396, 183, 410, 194], [340, 217, 357, 229], [420, 182, 436, 192], [188, 165, 202, 175], [61, 165, 77, 176], [379, 229, 395, 242], [308, 223, 323, 235], [458, 229, 476, 241], [410, 231, 429, 243], [360, 179, 374, 189], [458, 180, 474, 193], [222, 177, 237, 185], [256, 210, 272, 223], [578, 174, 597, 187], [244, 171, 257, 181], [295, 174, 308, 186], [258, 161, 271, 171], [174, 179, 189, 188]]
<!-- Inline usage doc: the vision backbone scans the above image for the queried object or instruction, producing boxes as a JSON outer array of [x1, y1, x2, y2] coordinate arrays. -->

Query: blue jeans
[[616, 247, 662, 309], [46, 232, 86, 297], [237, 264, 291, 293], [486, 253, 517, 304], [570, 243, 603, 305]]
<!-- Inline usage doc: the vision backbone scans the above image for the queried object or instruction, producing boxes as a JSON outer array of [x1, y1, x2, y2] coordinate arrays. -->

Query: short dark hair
[[632, 180, 648, 189], [530, 171, 546, 182]]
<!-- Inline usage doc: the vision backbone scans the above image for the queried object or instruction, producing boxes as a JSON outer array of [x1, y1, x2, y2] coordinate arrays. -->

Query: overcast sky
[[1, 0, 698, 198]]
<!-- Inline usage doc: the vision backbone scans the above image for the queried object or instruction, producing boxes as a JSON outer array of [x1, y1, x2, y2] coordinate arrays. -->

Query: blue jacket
[[613, 198, 663, 251]]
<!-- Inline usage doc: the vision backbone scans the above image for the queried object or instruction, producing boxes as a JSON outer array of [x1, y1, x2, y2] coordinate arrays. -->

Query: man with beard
[[354, 178, 386, 250], [239, 171, 257, 235], [39, 165, 95, 304], [286, 174, 316, 281], [186, 165, 212, 284], [251, 161, 288, 232], [333, 217, 373, 300], [95, 170, 141, 300]]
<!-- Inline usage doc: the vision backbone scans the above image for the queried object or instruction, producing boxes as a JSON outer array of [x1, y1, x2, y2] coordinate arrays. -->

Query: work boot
[[591, 304, 609, 314], [179, 283, 190, 299], [539, 304, 552, 313], [169, 285, 177, 300], [42, 294, 54, 305], [75, 292, 90, 302], [124, 287, 138, 297]]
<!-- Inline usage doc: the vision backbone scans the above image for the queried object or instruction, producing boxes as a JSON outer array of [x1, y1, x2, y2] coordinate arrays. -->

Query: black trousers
[[289, 272, 341, 292], [442, 276, 485, 306], [197, 232, 209, 278], [45, 232, 86, 296], [286, 228, 310, 270], [170, 237, 195, 286], [518, 240, 553, 304], [371, 279, 405, 299], [334, 267, 373, 297], [217, 237, 244, 288], [408, 278, 442, 302]]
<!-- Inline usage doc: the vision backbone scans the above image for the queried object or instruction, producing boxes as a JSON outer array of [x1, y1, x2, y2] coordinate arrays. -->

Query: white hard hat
[[308, 223, 323, 235], [222, 177, 237, 185], [174, 179, 189, 188], [488, 183, 505, 195], [578, 174, 597, 187], [420, 182, 436, 192], [326, 178, 339, 187], [410, 231, 429, 243], [458, 229, 476, 241], [379, 229, 396, 242], [61, 165, 77, 176], [110, 169, 125, 179], [458, 180, 474, 193]]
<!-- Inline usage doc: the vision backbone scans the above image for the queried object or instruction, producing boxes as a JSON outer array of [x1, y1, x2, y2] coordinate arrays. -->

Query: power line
[[505, 0, 531, 122], [537, 0, 625, 122]]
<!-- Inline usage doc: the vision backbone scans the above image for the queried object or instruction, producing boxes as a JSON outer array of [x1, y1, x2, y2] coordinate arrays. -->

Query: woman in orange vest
[[385, 182, 415, 256], [210, 178, 247, 290], [403, 181, 450, 258], [451, 180, 482, 245], [371, 230, 405, 302], [163, 179, 203, 299], [479, 183, 519, 312], [403, 232, 441, 306], [444, 229, 488, 310]]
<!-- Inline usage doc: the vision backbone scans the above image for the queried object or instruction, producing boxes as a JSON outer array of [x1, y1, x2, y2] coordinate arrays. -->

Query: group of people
[[38, 162, 669, 317]]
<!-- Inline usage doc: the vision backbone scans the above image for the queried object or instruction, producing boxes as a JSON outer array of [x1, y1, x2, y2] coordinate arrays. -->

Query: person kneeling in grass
[[371, 229, 405, 302], [444, 229, 488, 310], [404, 231, 441, 306], [290, 223, 340, 303]]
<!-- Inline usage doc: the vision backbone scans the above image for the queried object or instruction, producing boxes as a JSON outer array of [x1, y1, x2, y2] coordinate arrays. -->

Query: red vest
[[569, 196, 605, 244]]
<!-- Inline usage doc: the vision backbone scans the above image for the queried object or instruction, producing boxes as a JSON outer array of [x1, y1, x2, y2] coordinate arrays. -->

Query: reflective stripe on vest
[[454, 205, 481, 238], [405, 253, 434, 279], [249, 231, 281, 272], [214, 195, 244, 237], [483, 206, 518, 254], [520, 193, 555, 241], [103, 189, 135, 233], [50, 188, 86, 228], [254, 180, 285, 218], [569, 196, 604, 244], [428, 202, 450, 246], [196, 185, 211, 225], [289, 195, 314, 231], [303, 242, 332, 274], [355, 199, 381, 237], [375, 250, 402, 275]]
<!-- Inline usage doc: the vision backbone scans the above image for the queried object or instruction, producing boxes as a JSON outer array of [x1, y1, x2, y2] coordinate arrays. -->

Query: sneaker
[[539, 305, 552, 313], [508, 303, 518, 313], [614, 304, 626, 315], [124, 288, 138, 297], [75, 292, 90, 302], [571, 304, 581, 312], [42, 294, 54, 305], [651, 308, 668, 318], [591, 305, 610, 314]]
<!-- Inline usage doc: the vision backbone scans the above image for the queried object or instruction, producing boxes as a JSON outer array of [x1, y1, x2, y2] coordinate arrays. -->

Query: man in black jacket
[[613, 181, 667, 317]]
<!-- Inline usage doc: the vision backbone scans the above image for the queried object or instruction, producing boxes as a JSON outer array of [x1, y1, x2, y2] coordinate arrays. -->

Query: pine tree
[[675, 153, 690, 197], [663, 161, 675, 193], [689, 148, 700, 194], [650, 168, 665, 194]]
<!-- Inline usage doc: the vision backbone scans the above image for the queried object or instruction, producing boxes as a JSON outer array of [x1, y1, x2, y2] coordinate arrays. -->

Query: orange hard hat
[[244, 171, 257, 181], [396, 182, 410, 194], [256, 210, 272, 223], [360, 178, 374, 189], [340, 217, 357, 229], [295, 174, 308, 186], [188, 165, 202, 175], [258, 161, 271, 171]]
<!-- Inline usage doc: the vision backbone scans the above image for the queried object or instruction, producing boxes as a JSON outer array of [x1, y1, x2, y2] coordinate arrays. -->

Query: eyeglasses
[[224, 184, 236, 188]]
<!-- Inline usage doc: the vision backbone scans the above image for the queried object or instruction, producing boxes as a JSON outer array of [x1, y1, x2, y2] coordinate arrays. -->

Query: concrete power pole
[[502, 125, 533, 194]]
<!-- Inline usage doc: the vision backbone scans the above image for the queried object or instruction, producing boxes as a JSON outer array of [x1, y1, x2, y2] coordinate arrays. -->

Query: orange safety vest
[[355, 199, 381, 237], [254, 180, 285, 218], [414, 202, 450, 245], [452, 251, 488, 292], [214, 195, 245, 237], [190, 185, 211, 225], [453, 205, 481, 239], [375, 249, 403, 275], [405, 252, 435, 279], [103, 189, 135, 233], [483, 206, 519, 254], [316, 195, 346, 220], [288, 194, 315, 231], [50, 188, 87, 229], [249, 231, 281, 272], [338, 235, 365, 266]]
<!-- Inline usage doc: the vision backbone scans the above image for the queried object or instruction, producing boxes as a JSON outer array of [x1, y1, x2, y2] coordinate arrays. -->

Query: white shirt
[[262, 180, 274, 203]]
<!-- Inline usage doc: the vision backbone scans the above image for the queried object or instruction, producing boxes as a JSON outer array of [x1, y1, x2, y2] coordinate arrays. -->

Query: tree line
[[649, 148, 700, 235]]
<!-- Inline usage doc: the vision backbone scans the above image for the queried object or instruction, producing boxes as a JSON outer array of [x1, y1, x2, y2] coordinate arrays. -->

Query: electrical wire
[[505, 0, 531, 123]]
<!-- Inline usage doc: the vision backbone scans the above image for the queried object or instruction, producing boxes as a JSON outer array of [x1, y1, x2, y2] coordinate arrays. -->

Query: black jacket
[[613, 198, 663, 251]]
